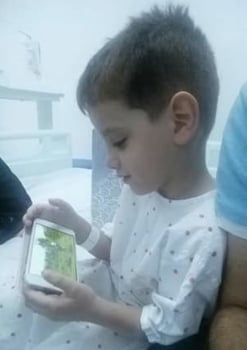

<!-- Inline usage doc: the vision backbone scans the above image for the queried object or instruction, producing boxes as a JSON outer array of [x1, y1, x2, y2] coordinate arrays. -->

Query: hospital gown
[[0, 185, 226, 349]]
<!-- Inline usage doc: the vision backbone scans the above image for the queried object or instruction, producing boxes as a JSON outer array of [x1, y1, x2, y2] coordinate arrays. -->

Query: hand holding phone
[[23, 199, 80, 235], [24, 218, 78, 294], [23, 269, 98, 322], [23, 198, 91, 246]]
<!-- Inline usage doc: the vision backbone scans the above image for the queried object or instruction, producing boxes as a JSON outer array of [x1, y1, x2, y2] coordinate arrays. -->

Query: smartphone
[[24, 218, 78, 294]]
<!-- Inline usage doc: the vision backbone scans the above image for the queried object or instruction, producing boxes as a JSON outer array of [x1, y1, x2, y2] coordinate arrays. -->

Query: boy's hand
[[23, 270, 98, 322], [24, 272, 143, 337], [23, 198, 82, 236]]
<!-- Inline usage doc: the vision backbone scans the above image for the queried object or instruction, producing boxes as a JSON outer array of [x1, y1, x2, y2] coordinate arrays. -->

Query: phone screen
[[29, 223, 77, 280]]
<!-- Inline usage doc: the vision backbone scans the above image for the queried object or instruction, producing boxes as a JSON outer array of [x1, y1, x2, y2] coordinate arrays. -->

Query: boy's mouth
[[123, 175, 131, 183], [117, 174, 131, 183]]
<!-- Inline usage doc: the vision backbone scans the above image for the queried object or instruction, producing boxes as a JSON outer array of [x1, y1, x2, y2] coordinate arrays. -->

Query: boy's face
[[89, 100, 176, 195]]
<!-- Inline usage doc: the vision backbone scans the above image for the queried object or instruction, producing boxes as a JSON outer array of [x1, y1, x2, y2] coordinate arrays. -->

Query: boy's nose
[[106, 152, 120, 170]]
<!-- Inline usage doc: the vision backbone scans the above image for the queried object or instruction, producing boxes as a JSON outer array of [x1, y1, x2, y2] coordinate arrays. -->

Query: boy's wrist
[[81, 226, 101, 251], [87, 295, 104, 324], [73, 214, 91, 245], [84, 295, 111, 327], [86, 295, 143, 337]]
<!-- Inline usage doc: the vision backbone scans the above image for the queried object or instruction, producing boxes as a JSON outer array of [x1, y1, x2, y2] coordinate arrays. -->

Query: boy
[[4, 5, 224, 350], [210, 83, 247, 349]]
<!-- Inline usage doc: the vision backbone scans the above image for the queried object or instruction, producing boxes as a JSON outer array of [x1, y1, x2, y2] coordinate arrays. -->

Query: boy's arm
[[24, 226, 225, 344], [24, 270, 145, 338], [91, 296, 144, 337], [88, 228, 224, 343], [73, 215, 112, 261]]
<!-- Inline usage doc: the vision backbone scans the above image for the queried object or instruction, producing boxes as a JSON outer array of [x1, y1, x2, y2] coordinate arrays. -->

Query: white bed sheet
[[22, 167, 92, 221]]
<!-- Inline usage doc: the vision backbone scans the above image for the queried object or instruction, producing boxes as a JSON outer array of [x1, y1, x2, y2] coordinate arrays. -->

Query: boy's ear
[[169, 91, 199, 145]]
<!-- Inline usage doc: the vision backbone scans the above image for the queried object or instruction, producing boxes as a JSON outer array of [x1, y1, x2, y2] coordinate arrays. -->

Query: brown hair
[[77, 4, 219, 137]]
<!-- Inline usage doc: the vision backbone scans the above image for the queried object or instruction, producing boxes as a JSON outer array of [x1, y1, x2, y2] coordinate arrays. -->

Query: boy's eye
[[113, 137, 127, 149]]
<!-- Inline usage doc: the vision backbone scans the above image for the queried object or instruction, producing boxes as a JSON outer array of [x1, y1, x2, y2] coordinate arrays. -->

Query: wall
[[0, 0, 247, 161]]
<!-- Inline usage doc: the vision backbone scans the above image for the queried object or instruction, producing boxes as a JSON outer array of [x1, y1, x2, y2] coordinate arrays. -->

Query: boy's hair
[[77, 4, 219, 137]]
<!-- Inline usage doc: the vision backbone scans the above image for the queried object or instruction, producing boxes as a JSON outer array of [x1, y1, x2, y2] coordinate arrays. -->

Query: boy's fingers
[[22, 214, 29, 224], [23, 212, 33, 222], [24, 288, 59, 312], [43, 270, 77, 296], [25, 203, 58, 223], [48, 198, 71, 210], [25, 204, 46, 220], [23, 217, 32, 229], [23, 213, 34, 233]]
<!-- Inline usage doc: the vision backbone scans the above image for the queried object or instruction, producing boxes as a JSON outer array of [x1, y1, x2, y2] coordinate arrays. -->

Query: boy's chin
[[128, 182, 155, 196]]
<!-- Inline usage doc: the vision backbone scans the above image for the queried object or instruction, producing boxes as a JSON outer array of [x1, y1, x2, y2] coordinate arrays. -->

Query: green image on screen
[[36, 225, 76, 279]]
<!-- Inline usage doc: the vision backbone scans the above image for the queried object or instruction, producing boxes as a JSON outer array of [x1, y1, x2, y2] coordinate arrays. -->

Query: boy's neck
[[158, 149, 215, 200]]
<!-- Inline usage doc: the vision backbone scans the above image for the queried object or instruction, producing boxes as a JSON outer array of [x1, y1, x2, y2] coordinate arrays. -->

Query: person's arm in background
[[210, 234, 247, 350], [210, 83, 247, 350], [0, 158, 32, 244]]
